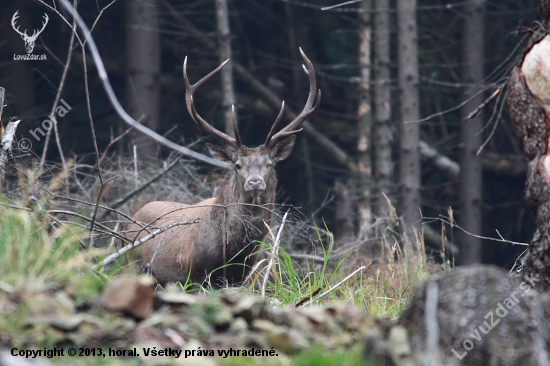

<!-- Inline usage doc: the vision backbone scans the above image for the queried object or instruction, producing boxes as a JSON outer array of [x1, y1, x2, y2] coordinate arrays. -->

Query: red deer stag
[[128, 49, 320, 287]]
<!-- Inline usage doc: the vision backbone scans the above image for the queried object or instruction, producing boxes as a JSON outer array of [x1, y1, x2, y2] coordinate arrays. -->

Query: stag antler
[[33, 13, 49, 39], [11, 11, 49, 39], [264, 48, 321, 148], [11, 11, 49, 53], [183, 58, 241, 149], [11, 11, 26, 37]]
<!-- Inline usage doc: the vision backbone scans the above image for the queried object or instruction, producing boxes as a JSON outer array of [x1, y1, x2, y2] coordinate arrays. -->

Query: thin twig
[[58, 0, 231, 169], [97, 155, 182, 220], [92, 220, 199, 270], [133, 145, 138, 188], [48, 209, 131, 243], [476, 87, 509, 156], [40, 2, 76, 170], [0, 202, 31, 211], [82, 44, 103, 185], [87, 176, 116, 248], [261, 210, 289, 299], [297, 265, 366, 308], [423, 214, 528, 246], [99, 126, 135, 164]]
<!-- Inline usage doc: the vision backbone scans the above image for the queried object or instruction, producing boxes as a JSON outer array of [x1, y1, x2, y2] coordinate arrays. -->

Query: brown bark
[[457, 0, 485, 265], [125, 0, 161, 159], [0, 88, 20, 188], [397, 0, 421, 238], [334, 179, 355, 241], [373, 0, 393, 218], [215, 0, 237, 137], [506, 0, 550, 288], [357, 0, 373, 233]]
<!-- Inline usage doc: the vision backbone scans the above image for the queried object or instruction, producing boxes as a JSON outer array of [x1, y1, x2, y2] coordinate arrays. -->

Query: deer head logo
[[11, 11, 49, 54]]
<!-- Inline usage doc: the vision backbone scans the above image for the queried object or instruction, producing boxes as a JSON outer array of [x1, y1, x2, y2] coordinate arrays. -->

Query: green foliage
[[218, 346, 371, 366], [0, 195, 115, 304], [241, 221, 432, 318], [291, 346, 372, 366]]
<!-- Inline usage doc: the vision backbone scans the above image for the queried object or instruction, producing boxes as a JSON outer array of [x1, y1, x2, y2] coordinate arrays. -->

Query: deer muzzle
[[245, 177, 266, 193]]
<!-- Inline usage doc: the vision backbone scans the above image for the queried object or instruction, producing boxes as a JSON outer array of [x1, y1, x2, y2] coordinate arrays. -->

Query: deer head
[[183, 48, 321, 202], [11, 11, 49, 54]]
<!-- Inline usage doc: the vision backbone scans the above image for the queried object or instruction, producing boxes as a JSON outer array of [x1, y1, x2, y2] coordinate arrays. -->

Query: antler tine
[[264, 101, 285, 146], [266, 48, 321, 148], [40, 14, 49, 32], [231, 105, 242, 146], [183, 57, 240, 149], [11, 11, 27, 37]]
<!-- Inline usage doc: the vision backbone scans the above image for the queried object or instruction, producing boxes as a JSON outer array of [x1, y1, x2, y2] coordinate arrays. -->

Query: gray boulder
[[399, 265, 550, 366]]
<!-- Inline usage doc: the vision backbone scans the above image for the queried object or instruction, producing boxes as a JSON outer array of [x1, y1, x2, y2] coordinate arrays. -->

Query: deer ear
[[206, 144, 233, 163], [270, 135, 296, 163]]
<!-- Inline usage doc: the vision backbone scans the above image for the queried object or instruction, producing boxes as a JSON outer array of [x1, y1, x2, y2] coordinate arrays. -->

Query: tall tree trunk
[[215, 0, 237, 137], [125, 0, 160, 159], [397, 0, 421, 239], [457, 0, 485, 265], [357, 0, 373, 236], [284, 2, 314, 213], [506, 0, 550, 289], [335, 179, 355, 241], [373, 0, 393, 218]]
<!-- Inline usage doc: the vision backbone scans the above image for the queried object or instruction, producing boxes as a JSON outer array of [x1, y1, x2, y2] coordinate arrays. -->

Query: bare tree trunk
[[373, 0, 393, 218], [397, 0, 421, 239], [335, 179, 355, 241], [357, 0, 373, 235], [0, 88, 20, 188], [125, 0, 160, 159], [215, 0, 237, 137], [284, 2, 314, 212], [457, 0, 485, 265], [506, 0, 550, 289]]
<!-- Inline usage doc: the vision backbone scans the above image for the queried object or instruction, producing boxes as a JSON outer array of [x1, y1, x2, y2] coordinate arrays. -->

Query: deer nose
[[247, 179, 265, 191]]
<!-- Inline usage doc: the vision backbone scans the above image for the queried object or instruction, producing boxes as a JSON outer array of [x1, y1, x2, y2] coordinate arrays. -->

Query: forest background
[[0, 0, 539, 269]]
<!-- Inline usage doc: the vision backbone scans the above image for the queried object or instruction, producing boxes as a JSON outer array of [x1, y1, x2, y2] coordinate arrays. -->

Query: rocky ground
[[2, 265, 550, 366], [0, 275, 410, 365]]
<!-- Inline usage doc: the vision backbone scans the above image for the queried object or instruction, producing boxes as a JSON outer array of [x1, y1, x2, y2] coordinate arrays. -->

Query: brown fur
[[128, 49, 319, 287], [127, 140, 294, 287]]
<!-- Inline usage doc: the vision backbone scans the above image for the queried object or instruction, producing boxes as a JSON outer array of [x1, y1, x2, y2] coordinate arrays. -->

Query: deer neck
[[215, 174, 276, 209], [212, 174, 276, 241]]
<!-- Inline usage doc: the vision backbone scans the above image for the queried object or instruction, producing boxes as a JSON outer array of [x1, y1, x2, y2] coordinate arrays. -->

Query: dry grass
[[1, 153, 447, 319]]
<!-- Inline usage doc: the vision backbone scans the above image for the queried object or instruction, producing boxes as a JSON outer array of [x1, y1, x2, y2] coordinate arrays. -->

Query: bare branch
[[92, 220, 199, 271], [261, 210, 289, 299], [57, 0, 230, 169], [297, 265, 366, 308], [97, 154, 183, 220], [39, 8, 76, 171]]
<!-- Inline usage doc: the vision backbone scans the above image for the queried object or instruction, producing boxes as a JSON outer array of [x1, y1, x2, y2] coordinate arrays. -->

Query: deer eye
[[235, 162, 242, 169], [267, 161, 273, 167]]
